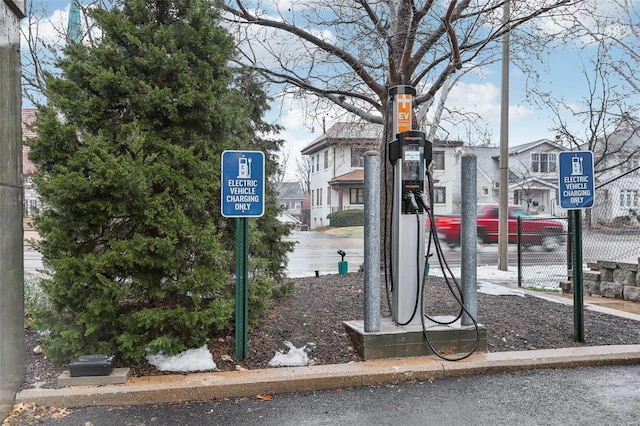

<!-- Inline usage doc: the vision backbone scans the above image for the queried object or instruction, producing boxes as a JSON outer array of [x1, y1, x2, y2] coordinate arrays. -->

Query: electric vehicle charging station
[[388, 86, 430, 326], [344, 85, 486, 361]]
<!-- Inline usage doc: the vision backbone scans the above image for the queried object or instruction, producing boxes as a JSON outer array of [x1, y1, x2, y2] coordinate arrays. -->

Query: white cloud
[[20, 4, 69, 51]]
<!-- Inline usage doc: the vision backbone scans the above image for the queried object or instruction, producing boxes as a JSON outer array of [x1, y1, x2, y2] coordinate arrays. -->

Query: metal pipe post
[[461, 153, 477, 326], [364, 151, 380, 332], [571, 209, 584, 342]]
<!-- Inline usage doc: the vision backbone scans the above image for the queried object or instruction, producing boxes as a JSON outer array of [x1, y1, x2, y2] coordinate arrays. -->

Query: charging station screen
[[402, 144, 424, 182], [404, 148, 421, 161]]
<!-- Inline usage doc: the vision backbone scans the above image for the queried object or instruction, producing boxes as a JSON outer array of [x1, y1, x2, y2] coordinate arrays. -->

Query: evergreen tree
[[28, 0, 292, 363]]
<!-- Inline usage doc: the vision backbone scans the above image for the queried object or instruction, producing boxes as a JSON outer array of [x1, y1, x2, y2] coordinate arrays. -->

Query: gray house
[[275, 181, 305, 226]]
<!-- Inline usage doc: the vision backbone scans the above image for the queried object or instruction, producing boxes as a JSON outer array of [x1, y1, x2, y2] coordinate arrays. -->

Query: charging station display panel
[[402, 144, 424, 185]]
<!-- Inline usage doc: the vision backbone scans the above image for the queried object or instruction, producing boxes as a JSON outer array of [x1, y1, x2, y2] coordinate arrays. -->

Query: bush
[[24, 273, 50, 324], [327, 209, 364, 227], [28, 0, 291, 364], [611, 216, 632, 226]]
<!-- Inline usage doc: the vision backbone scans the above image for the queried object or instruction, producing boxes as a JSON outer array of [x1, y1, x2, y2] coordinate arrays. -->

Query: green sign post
[[235, 218, 249, 358], [221, 150, 265, 358], [570, 210, 584, 342], [558, 151, 594, 343]]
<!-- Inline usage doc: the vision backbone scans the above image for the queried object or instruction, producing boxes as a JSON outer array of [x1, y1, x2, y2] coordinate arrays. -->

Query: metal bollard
[[364, 151, 381, 332]]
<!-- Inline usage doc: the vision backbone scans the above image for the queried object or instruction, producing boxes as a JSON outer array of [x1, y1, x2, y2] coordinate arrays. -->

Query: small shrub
[[24, 273, 51, 321], [327, 209, 364, 227], [272, 281, 295, 298], [611, 216, 632, 226]]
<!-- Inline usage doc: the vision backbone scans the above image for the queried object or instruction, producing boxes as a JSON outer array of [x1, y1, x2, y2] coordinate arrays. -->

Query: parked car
[[429, 204, 566, 251]]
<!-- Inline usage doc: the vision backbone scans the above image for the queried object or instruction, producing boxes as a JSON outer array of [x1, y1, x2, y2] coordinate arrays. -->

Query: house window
[[433, 187, 446, 204], [433, 151, 445, 170], [311, 189, 314, 206], [531, 152, 557, 173], [350, 188, 364, 204], [351, 147, 368, 167], [311, 158, 314, 173], [619, 190, 639, 208], [317, 188, 323, 206], [327, 186, 331, 205], [324, 150, 329, 169], [483, 187, 489, 196], [316, 154, 320, 172]]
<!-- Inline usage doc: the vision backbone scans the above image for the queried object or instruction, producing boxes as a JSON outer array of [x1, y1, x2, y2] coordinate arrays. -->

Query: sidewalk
[[15, 344, 640, 408]]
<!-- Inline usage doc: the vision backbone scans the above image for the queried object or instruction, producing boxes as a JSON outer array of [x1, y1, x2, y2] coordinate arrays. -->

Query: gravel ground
[[21, 272, 640, 391]]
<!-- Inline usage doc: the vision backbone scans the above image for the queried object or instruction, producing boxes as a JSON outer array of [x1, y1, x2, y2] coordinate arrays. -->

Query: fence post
[[517, 216, 522, 288]]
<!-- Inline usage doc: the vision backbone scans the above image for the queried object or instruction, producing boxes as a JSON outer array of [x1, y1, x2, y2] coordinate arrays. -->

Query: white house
[[587, 118, 640, 224], [506, 138, 566, 216], [300, 122, 382, 229], [428, 139, 465, 214], [301, 121, 640, 225]]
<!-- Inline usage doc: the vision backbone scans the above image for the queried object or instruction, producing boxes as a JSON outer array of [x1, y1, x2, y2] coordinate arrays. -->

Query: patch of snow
[[145, 345, 217, 372], [268, 341, 314, 367], [429, 264, 517, 281], [477, 281, 526, 297]]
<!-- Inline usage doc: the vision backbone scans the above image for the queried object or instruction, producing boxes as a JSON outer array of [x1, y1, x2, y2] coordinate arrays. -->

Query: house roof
[[301, 122, 383, 155], [509, 138, 565, 155], [508, 176, 558, 191], [469, 146, 500, 182], [328, 169, 364, 185], [432, 139, 464, 148], [22, 109, 37, 175], [275, 182, 304, 200]]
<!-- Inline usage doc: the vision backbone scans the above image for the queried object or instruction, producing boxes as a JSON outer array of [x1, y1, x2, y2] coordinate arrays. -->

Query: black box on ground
[[69, 355, 115, 377]]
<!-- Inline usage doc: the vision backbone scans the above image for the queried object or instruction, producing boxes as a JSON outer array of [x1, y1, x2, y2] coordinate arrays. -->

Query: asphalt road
[[31, 364, 640, 425], [25, 228, 640, 281]]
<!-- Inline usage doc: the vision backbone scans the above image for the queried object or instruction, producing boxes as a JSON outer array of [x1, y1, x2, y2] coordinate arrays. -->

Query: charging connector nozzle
[[418, 192, 430, 211], [405, 191, 420, 212]]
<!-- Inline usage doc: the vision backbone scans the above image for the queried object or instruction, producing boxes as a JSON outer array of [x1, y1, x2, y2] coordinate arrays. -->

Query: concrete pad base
[[57, 368, 130, 387], [344, 317, 486, 360]]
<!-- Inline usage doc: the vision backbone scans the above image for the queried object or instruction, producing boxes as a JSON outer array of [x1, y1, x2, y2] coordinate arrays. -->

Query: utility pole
[[498, 0, 510, 271], [0, 0, 26, 416]]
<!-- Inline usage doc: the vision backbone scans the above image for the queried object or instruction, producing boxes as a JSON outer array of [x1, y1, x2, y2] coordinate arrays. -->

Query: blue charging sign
[[558, 151, 595, 210], [221, 150, 265, 217]]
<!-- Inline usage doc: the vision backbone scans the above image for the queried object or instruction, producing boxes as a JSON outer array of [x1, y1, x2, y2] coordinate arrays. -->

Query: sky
[[20, 0, 633, 180]]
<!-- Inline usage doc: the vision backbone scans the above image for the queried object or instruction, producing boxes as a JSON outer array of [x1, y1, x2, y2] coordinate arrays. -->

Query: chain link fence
[[518, 168, 640, 289]]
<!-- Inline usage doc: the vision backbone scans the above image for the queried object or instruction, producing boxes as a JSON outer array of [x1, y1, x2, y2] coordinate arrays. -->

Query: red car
[[428, 204, 566, 251]]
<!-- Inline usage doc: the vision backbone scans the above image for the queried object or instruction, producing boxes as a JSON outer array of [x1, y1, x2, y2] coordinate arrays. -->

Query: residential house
[[427, 139, 465, 214], [301, 119, 640, 223], [274, 181, 305, 227], [586, 117, 640, 224], [506, 138, 566, 216], [302, 122, 473, 223], [301, 122, 382, 229]]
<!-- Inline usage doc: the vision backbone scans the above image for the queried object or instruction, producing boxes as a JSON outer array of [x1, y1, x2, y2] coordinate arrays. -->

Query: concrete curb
[[16, 344, 640, 408]]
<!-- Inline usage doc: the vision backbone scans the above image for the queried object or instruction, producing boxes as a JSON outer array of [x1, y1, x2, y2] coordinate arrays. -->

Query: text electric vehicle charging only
[[385, 85, 480, 361]]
